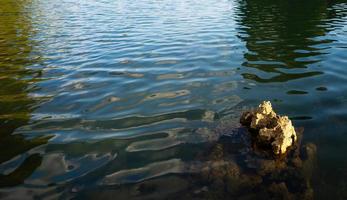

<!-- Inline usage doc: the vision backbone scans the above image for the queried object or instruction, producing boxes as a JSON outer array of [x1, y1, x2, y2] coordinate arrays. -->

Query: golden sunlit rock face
[[240, 101, 297, 155]]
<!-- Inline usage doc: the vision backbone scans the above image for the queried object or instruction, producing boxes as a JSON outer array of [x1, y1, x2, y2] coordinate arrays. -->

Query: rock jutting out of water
[[240, 101, 297, 155], [86, 103, 316, 200], [182, 126, 316, 200]]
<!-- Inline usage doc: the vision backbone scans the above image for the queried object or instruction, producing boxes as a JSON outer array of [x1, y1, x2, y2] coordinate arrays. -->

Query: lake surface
[[0, 0, 347, 199]]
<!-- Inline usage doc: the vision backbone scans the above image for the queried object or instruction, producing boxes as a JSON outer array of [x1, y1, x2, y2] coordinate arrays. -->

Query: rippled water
[[0, 0, 347, 199]]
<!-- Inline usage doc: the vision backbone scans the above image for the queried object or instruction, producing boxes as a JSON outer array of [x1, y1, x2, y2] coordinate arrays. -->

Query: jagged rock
[[240, 101, 297, 155]]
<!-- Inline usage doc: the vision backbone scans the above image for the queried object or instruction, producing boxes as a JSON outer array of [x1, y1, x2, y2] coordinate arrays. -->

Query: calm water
[[0, 0, 347, 199]]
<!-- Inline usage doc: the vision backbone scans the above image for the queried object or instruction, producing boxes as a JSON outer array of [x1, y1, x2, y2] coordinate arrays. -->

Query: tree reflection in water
[[0, 0, 51, 187], [0, 0, 346, 199], [237, 0, 339, 83]]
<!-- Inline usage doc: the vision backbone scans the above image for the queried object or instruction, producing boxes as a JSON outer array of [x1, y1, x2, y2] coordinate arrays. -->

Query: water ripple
[[1, 0, 347, 198]]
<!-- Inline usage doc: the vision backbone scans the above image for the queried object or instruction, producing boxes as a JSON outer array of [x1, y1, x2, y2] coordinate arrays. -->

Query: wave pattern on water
[[0, 0, 347, 199]]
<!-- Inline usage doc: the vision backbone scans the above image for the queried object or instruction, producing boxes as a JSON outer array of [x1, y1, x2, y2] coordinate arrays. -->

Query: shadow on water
[[237, 0, 340, 83], [0, 1, 51, 187]]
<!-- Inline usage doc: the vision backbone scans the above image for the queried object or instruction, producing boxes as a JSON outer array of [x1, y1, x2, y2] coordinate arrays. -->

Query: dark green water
[[0, 0, 346, 199]]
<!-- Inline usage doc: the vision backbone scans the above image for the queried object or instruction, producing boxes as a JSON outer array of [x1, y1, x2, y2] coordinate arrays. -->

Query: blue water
[[0, 0, 347, 199]]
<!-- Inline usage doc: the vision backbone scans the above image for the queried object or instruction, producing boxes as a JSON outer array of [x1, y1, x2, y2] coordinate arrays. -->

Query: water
[[0, 0, 346, 199]]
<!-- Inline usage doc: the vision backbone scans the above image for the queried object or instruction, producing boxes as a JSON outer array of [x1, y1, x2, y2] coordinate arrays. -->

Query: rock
[[240, 101, 297, 155], [250, 101, 277, 129], [268, 182, 293, 200], [202, 110, 215, 122], [193, 133, 315, 200], [240, 111, 253, 126], [301, 143, 317, 181], [256, 159, 287, 176]]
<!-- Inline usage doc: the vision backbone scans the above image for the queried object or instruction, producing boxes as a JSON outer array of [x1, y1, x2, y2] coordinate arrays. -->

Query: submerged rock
[[240, 101, 297, 155]]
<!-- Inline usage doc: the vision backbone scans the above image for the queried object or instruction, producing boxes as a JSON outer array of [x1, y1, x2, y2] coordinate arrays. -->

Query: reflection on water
[[0, 0, 346, 199], [238, 0, 335, 83], [0, 0, 51, 188]]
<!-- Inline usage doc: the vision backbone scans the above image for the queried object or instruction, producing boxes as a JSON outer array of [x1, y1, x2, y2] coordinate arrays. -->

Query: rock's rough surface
[[240, 101, 297, 155]]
